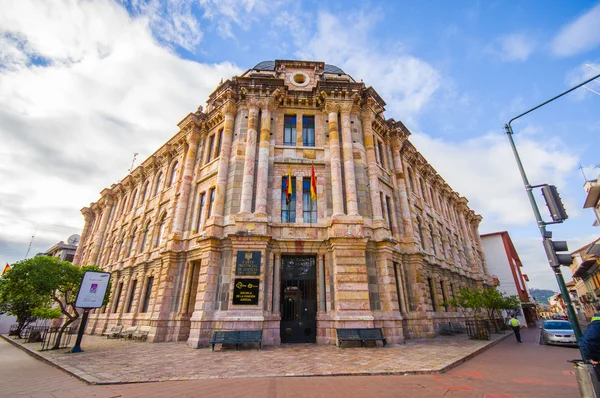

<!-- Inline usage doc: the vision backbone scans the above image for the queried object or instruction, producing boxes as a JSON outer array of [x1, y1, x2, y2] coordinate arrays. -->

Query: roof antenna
[[579, 164, 588, 181], [128, 153, 138, 173]]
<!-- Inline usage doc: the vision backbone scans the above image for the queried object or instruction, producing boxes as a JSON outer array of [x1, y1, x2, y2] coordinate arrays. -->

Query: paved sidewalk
[[1, 331, 508, 384], [0, 326, 581, 398]]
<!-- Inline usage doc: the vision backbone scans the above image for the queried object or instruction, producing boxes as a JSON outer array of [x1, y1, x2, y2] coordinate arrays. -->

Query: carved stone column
[[325, 100, 344, 216], [254, 97, 274, 217], [89, 197, 114, 265], [339, 102, 358, 216], [212, 101, 236, 219], [172, 128, 201, 234], [360, 106, 383, 221], [74, 207, 94, 266], [239, 98, 259, 215], [391, 136, 415, 240]]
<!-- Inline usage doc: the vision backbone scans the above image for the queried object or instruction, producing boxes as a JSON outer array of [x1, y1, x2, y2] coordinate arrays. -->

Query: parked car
[[539, 320, 578, 346]]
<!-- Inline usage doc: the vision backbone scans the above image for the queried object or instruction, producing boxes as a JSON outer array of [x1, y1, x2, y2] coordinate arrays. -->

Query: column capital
[[221, 100, 237, 117], [260, 96, 277, 113], [81, 207, 94, 221], [247, 96, 260, 112], [339, 101, 353, 114], [324, 100, 339, 114], [361, 106, 376, 121], [186, 128, 201, 146]]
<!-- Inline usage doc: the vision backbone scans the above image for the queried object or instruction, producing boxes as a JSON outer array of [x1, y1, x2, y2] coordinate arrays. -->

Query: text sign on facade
[[235, 251, 261, 276], [232, 278, 259, 305], [75, 271, 111, 309]]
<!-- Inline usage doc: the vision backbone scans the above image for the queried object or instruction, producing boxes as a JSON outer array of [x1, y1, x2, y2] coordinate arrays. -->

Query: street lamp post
[[504, 71, 600, 344]]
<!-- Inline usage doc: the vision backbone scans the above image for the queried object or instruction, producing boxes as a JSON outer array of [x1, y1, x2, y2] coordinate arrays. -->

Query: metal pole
[[71, 309, 90, 353], [503, 74, 600, 350]]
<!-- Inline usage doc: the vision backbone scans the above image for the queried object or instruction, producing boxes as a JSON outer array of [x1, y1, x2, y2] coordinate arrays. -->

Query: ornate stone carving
[[339, 101, 353, 114], [221, 101, 237, 116], [324, 100, 339, 114]]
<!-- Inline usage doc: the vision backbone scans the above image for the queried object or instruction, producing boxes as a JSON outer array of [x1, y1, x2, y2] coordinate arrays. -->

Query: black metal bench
[[336, 328, 387, 348], [210, 330, 263, 351]]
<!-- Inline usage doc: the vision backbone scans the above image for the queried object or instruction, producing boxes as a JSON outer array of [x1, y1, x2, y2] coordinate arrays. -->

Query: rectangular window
[[428, 277, 437, 311], [113, 282, 123, 313], [126, 280, 137, 313], [206, 135, 215, 163], [281, 176, 296, 222], [208, 188, 215, 218], [302, 115, 315, 147], [284, 115, 296, 146], [380, 193, 386, 223], [440, 280, 447, 310], [141, 276, 154, 313], [302, 177, 317, 223], [377, 140, 384, 166], [386, 196, 393, 230], [196, 192, 205, 231], [215, 129, 223, 158]]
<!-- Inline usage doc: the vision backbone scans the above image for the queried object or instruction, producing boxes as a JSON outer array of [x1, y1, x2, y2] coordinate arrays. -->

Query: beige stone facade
[[74, 60, 491, 347]]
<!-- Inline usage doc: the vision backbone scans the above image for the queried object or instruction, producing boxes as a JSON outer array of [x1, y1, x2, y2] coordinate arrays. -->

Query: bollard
[[571, 360, 600, 398]]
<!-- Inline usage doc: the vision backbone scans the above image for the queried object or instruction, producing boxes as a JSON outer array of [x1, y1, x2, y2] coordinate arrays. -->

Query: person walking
[[509, 314, 522, 343]]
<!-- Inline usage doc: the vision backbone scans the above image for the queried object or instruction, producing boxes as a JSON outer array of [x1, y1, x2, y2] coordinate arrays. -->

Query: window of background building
[[153, 172, 163, 197], [377, 140, 384, 166], [284, 115, 296, 146], [208, 188, 215, 218], [141, 276, 154, 313], [206, 135, 215, 163], [302, 116, 315, 147], [196, 192, 205, 231], [126, 280, 137, 313], [155, 214, 166, 247], [141, 222, 150, 251], [168, 161, 179, 187], [281, 176, 296, 222], [113, 282, 123, 313], [302, 177, 317, 223]]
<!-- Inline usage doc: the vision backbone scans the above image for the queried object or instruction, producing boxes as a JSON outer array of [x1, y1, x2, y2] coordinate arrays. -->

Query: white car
[[539, 320, 578, 346]]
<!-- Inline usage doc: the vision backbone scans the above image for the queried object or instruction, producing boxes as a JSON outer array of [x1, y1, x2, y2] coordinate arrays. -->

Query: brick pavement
[[2, 331, 507, 384], [1, 326, 582, 398]]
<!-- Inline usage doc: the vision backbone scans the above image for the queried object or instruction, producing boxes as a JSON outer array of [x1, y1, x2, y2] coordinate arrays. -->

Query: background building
[[75, 60, 491, 347], [480, 231, 537, 326]]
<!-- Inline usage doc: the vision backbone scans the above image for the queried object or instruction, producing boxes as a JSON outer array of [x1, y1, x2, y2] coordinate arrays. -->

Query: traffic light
[[543, 238, 572, 267], [541, 185, 568, 222]]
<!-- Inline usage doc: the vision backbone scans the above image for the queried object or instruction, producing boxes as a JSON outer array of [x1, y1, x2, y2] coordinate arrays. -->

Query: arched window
[[141, 181, 150, 203], [116, 233, 125, 260], [430, 225, 436, 254], [120, 195, 128, 216], [141, 221, 151, 252], [406, 168, 414, 191], [416, 218, 425, 249], [129, 189, 138, 212], [127, 227, 137, 257], [153, 172, 163, 196], [168, 161, 179, 187], [419, 178, 427, 201], [155, 213, 166, 247]]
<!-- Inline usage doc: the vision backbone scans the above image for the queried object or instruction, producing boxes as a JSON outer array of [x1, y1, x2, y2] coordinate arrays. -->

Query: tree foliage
[[0, 256, 107, 348], [449, 286, 521, 320]]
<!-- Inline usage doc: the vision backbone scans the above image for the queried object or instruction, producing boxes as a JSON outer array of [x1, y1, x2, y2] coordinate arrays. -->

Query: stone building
[[74, 60, 491, 347]]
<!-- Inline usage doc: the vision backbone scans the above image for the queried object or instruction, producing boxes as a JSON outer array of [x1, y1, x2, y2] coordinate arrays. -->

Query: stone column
[[360, 107, 383, 221], [273, 254, 281, 313], [254, 98, 274, 217], [89, 197, 114, 265], [172, 128, 200, 234], [135, 265, 149, 316], [212, 101, 236, 219], [73, 207, 94, 265], [239, 99, 259, 215], [120, 271, 134, 315], [391, 137, 415, 239], [319, 255, 326, 312], [339, 102, 359, 216], [325, 100, 344, 216], [394, 262, 408, 313]]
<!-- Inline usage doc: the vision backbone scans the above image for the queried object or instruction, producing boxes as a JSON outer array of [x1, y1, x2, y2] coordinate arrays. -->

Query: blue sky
[[0, 0, 599, 291]]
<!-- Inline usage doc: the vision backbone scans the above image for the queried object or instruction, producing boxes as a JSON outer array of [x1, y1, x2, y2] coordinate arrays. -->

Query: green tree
[[449, 287, 484, 317], [0, 256, 106, 349]]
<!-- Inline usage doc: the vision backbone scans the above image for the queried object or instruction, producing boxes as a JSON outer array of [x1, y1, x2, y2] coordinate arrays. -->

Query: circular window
[[290, 71, 310, 87]]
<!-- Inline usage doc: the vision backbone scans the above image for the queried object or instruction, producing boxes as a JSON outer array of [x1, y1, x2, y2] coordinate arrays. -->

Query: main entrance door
[[280, 255, 317, 343]]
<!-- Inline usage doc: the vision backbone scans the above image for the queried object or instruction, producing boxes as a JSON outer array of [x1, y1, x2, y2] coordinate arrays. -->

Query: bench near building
[[75, 60, 492, 348]]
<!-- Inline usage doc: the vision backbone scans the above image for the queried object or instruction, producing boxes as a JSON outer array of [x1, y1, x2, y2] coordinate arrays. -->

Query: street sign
[[74, 271, 111, 309]]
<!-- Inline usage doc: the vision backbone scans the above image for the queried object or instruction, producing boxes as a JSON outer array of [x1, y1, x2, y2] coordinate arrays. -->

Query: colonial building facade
[[74, 60, 491, 347]]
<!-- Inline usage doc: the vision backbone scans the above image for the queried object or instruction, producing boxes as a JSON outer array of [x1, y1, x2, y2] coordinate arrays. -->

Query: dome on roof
[[251, 60, 346, 75]]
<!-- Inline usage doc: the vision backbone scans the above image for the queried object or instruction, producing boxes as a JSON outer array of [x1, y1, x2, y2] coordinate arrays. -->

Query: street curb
[[1, 332, 512, 385]]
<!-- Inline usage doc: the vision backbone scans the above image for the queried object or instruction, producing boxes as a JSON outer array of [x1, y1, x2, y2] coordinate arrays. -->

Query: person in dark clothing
[[508, 314, 522, 343], [580, 314, 600, 380]]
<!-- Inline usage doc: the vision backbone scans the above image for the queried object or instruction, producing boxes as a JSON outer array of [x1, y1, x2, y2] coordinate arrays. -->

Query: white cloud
[[285, 11, 440, 121], [0, 0, 242, 265], [491, 33, 536, 62], [551, 3, 600, 57], [410, 126, 579, 230]]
